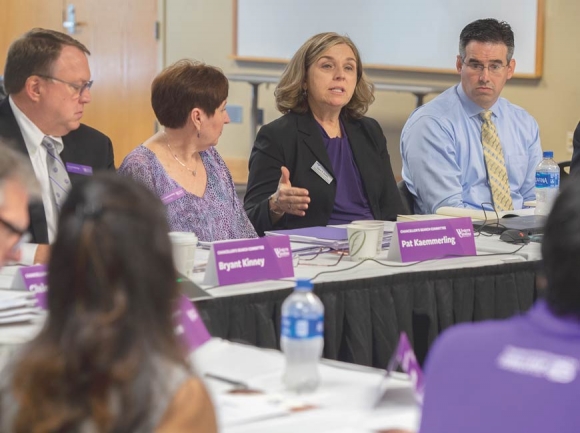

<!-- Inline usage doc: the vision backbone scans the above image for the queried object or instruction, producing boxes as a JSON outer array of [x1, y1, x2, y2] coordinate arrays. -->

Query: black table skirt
[[196, 260, 539, 368]]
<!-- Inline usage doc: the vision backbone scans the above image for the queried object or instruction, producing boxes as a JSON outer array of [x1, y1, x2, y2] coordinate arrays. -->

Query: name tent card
[[203, 235, 294, 286], [387, 217, 475, 262], [12, 264, 48, 309], [375, 332, 424, 406], [173, 294, 211, 352]]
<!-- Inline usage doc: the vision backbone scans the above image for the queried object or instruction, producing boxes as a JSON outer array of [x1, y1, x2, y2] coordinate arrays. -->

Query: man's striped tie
[[480, 111, 513, 211], [41, 136, 71, 210]]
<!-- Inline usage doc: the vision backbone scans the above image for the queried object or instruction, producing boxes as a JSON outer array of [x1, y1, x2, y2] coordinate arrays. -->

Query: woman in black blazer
[[244, 32, 405, 236]]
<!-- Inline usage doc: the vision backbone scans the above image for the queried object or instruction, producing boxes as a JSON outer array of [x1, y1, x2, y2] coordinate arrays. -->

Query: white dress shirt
[[9, 97, 64, 264]]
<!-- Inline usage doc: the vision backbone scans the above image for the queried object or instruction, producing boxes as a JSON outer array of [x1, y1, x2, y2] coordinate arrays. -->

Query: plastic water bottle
[[535, 151, 560, 216], [280, 278, 324, 393]]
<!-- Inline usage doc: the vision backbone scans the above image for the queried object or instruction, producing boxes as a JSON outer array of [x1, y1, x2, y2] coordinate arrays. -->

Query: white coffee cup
[[347, 224, 380, 261], [168, 231, 198, 279], [351, 220, 385, 253]]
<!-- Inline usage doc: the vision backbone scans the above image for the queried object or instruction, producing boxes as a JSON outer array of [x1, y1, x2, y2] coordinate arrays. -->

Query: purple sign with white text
[[174, 295, 211, 352], [386, 332, 424, 403], [19, 264, 48, 309], [203, 235, 294, 286], [388, 217, 476, 262]]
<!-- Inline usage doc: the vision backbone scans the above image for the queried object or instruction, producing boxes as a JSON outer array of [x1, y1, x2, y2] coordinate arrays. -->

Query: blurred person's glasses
[[37, 74, 93, 98], [462, 60, 508, 76], [0, 216, 29, 253]]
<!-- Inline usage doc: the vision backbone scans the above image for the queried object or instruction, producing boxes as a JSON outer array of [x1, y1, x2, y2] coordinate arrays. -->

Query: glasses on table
[[293, 248, 347, 267], [461, 60, 509, 75], [37, 74, 93, 98]]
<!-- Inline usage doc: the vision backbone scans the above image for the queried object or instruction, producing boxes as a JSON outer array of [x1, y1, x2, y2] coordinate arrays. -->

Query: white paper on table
[[214, 393, 291, 427]]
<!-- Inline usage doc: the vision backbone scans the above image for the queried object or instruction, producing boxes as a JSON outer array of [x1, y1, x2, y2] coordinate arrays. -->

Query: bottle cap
[[543, 151, 554, 158], [295, 278, 313, 291]]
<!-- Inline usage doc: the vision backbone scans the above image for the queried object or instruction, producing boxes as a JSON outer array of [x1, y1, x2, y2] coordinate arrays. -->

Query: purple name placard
[[174, 295, 211, 352], [66, 163, 93, 176], [19, 264, 48, 309], [387, 217, 475, 262], [203, 235, 294, 286], [161, 187, 186, 205], [387, 332, 424, 403]]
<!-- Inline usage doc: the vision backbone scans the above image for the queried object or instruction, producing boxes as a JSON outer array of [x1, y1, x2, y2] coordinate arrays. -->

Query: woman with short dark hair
[[119, 59, 256, 242], [0, 173, 217, 432]]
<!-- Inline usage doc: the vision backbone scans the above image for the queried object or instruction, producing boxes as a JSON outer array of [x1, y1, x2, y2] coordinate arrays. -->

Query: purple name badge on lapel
[[387, 217, 475, 262], [161, 187, 186, 205], [66, 162, 93, 175], [174, 295, 211, 352], [203, 235, 294, 286], [19, 264, 48, 309]]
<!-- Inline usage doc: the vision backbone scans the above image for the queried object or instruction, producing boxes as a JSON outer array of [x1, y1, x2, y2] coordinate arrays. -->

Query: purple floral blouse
[[118, 145, 257, 242]]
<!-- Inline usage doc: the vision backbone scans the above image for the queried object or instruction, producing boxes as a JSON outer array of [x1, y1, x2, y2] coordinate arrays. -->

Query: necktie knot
[[42, 136, 58, 151], [480, 110, 493, 122]]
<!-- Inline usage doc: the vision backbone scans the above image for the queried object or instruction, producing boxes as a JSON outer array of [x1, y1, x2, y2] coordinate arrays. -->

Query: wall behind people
[[165, 0, 580, 180]]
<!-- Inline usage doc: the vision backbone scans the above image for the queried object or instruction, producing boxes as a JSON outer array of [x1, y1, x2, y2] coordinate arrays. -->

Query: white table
[[0, 233, 541, 369], [0, 331, 419, 432], [194, 339, 420, 433]]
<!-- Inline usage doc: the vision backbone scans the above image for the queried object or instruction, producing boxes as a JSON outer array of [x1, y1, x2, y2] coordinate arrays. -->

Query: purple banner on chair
[[388, 217, 476, 262], [203, 235, 294, 286], [174, 295, 211, 352], [19, 264, 48, 309]]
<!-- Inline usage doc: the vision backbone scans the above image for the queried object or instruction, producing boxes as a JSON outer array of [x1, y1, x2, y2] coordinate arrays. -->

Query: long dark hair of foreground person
[[10, 173, 188, 432]]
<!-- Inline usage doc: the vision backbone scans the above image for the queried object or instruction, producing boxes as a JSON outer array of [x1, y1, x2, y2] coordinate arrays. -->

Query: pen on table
[[204, 373, 249, 390]]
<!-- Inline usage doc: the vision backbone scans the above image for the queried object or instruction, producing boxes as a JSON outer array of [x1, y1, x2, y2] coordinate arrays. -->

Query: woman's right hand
[[268, 166, 310, 219]]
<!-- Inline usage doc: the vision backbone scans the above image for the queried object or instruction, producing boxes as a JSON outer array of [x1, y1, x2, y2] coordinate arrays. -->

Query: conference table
[[228, 73, 448, 148], [0, 232, 540, 431], [0, 232, 541, 373], [192, 233, 541, 367], [0, 332, 419, 432]]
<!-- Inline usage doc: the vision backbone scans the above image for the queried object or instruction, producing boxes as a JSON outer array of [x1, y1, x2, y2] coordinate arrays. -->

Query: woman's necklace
[[165, 135, 199, 176]]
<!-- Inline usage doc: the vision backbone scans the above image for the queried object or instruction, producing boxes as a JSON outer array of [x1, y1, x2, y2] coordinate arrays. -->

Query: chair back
[[397, 180, 415, 214], [559, 160, 571, 187]]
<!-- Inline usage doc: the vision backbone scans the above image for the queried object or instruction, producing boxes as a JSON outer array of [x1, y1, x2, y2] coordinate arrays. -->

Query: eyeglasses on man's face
[[462, 60, 509, 76], [0, 215, 29, 254], [37, 74, 93, 98]]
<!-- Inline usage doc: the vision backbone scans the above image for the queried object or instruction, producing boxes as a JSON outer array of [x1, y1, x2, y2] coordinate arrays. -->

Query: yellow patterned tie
[[480, 110, 513, 211]]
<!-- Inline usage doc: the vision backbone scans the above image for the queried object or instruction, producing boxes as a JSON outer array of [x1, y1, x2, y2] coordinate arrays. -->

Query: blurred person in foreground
[[0, 144, 39, 267], [0, 173, 216, 432], [118, 59, 256, 242], [419, 173, 580, 433], [244, 32, 404, 236], [0, 28, 115, 264]]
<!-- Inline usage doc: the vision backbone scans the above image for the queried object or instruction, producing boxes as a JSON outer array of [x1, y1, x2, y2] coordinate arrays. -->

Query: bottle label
[[535, 172, 559, 189], [281, 316, 324, 339]]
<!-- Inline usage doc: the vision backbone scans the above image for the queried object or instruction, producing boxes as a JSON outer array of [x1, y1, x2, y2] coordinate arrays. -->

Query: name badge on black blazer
[[311, 161, 333, 184]]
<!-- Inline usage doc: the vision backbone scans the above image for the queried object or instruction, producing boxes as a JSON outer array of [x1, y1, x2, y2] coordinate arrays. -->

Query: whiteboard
[[234, 0, 543, 78]]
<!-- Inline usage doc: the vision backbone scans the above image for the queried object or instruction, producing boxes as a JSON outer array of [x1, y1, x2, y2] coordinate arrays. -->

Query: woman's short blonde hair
[[275, 32, 374, 119]]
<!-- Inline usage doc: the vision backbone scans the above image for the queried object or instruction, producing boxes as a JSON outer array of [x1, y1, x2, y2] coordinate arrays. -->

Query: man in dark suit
[[0, 28, 114, 264]]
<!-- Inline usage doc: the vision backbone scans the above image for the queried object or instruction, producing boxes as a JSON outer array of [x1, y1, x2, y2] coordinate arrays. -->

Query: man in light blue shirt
[[401, 19, 542, 214]]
